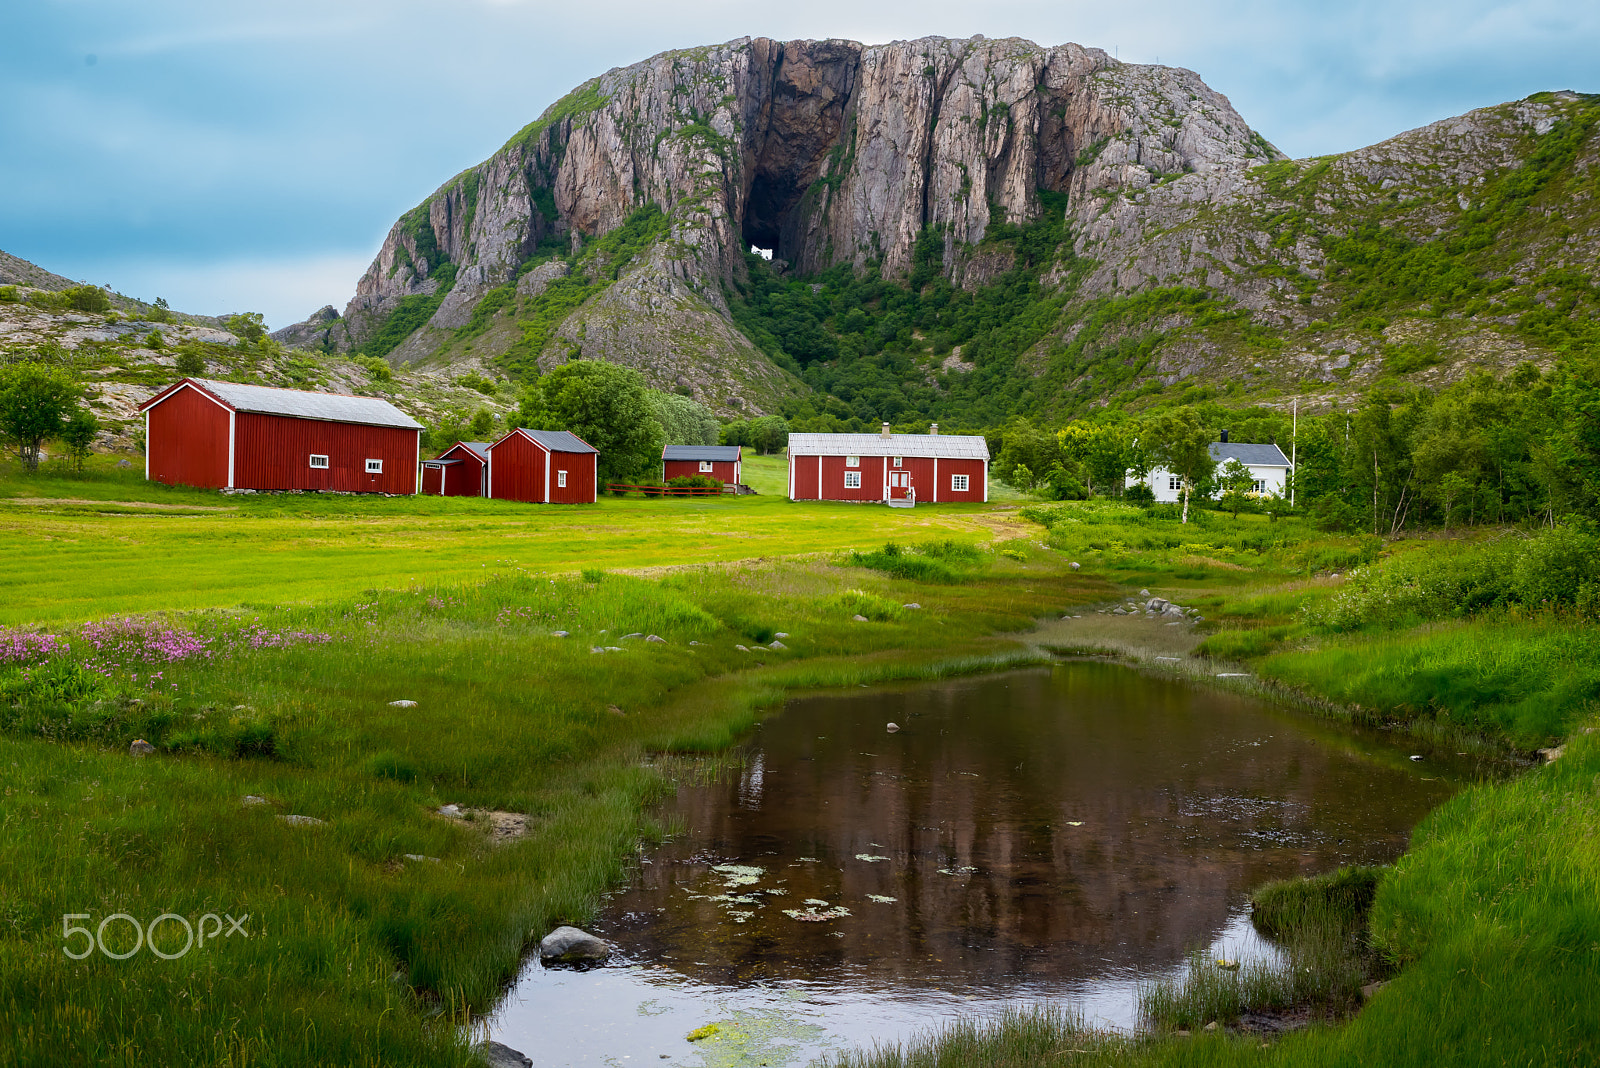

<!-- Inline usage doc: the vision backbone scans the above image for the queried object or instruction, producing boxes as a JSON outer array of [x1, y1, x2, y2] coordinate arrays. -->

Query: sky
[[2, 0, 1595, 328]]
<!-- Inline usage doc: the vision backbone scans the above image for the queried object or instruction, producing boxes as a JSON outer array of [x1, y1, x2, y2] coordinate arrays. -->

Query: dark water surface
[[491, 662, 1459, 1066]]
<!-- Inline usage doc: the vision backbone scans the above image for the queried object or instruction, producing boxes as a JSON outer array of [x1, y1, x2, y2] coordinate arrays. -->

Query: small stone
[[478, 1040, 534, 1068], [902, 603, 921, 609], [439, 804, 463, 818], [129, 739, 155, 757], [736, 644, 750, 652], [539, 925, 610, 963], [768, 640, 787, 650], [605, 646, 622, 652], [1204, 1021, 1218, 1032], [1361, 980, 1387, 1000], [279, 814, 326, 827], [852, 614, 869, 622], [689, 640, 702, 645], [620, 632, 644, 640], [1069, 562, 1080, 570], [1409, 755, 1423, 762], [1140, 589, 1151, 596], [607, 705, 626, 716], [774, 631, 790, 638], [1112, 608, 1127, 615], [590, 646, 605, 654], [552, 630, 570, 638], [886, 723, 900, 733], [241, 795, 269, 806], [645, 634, 666, 643], [403, 853, 441, 863], [1176, 1029, 1191, 1037], [388, 700, 417, 708]]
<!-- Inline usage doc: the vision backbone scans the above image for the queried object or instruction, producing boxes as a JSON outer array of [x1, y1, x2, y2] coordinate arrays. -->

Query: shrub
[[1124, 482, 1155, 506], [0, 285, 17, 303], [832, 589, 902, 621], [173, 344, 206, 376], [63, 285, 111, 313], [580, 569, 606, 583]]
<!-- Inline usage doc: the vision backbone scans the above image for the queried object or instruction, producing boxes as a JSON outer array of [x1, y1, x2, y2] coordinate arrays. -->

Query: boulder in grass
[[768, 640, 787, 650], [645, 634, 666, 643], [1070, 562, 1080, 571], [620, 632, 644, 640], [241, 795, 270, 807], [552, 630, 570, 638], [539, 925, 610, 963], [774, 631, 789, 638], [279, 814, 326, 827], [389, 700, 417, 708], [129, 739, 155, 757], [852, 614, 869, 622], [902, 603, 921, 610]]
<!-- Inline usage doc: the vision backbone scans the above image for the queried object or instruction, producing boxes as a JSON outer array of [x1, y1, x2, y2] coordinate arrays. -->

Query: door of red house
[[888, 470, 913, 500]]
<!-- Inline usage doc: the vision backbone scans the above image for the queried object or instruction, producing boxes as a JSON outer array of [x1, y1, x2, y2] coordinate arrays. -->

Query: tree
[[518, 361, 663, 484], [649, 391, 720, 446], [59, 406, 98, 472], [63, 285, 111, 313], [1146, 408, 1215, 524], [0, 362, 81, 470], [225, 312, 267, 347], [470, 409, 494, 439], [747, 415, 790, 455], [1217, 458, 1254, 518]]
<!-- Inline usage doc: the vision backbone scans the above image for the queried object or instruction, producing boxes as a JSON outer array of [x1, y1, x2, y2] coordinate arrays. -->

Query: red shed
[[486, 428, 598, 504], [421, 441, 490, 496], [138, 377, 422, 493], [787, 424, 988, 505], [662, 444, 741, 486]]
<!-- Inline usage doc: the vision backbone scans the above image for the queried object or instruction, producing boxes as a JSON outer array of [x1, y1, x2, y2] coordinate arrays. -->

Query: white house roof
[[1210, 442, 1291, 467], [787, 432, 990, 460], [156, 378, 423, 430]]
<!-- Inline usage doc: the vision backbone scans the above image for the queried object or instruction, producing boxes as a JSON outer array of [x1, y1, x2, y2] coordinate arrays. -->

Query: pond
[[489, 661, 1460, 1066]]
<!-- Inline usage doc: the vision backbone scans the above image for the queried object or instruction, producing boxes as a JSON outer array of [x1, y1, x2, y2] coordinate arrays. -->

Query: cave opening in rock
[[742, 173, 800, 262]]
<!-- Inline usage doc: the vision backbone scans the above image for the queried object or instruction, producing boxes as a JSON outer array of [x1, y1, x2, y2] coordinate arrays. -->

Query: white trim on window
[[1169, 475, 1182, 491], [365, 458, 383, 474], [844, 470, 862, 489], [309, 454, 329, 469], [892, 456, 903, 468], [557, 469, 567, 488], [845, 455, 859, 468], [951, 473, 969, 492], [699, 460, 714, 472]]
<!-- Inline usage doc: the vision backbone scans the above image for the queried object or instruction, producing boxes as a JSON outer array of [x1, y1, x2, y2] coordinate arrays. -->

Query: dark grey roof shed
[[1209, 442, 1292, 467], [663, 445, 741, 462]]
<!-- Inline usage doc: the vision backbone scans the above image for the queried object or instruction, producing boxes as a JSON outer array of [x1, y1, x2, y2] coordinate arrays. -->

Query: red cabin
[[420, 441, 490, 496], [486, 428, 598, 504], [138, 377, 421, 493], [662, 444, 741, 486], [786, 425, 988, 506]]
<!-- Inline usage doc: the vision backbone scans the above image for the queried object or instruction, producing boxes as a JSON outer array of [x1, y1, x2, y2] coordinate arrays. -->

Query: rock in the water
[[552, 630, 570, 638], [645, 634, 666, 643], [389, 700, 418, 708], [279, 814, 326, 827], [852, 614, 869, 622], [886, 722, 900, 733], [129, 739, 155, 757], [478, 1039, 535, 1068], [539, 925, 611, 963]]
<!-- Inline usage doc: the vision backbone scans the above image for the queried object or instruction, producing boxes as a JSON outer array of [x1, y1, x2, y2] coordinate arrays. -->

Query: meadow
[[3, 459, 1597, 1067]]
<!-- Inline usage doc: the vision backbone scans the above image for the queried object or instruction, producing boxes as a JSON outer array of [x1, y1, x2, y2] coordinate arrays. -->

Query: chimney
[[929, 423, 939, 436], [1220, 428, 1229, 444], [881, 422, 891, 439]]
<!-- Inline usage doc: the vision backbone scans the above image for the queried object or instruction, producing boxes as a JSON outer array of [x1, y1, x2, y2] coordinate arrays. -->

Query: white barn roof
[[182, 378, 423, 430], [787, 432, 989, 460]]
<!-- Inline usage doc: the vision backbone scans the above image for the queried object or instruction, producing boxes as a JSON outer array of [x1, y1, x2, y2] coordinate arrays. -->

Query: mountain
[[276, 36, 1600, 422]]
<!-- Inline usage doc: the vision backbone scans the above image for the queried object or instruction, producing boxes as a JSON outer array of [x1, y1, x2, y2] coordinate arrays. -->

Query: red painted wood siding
[[422, 465, 444, 495], [936, 458, 986, 502], [488, 432, 545, 503], [147, 384, 230, 489], [787, 453, 985, 502], [547, 450, 596, 503], [231, 413, 417, 493], [425, 445, 484, 496], [663, 459, 737, 484], [817, 454, 888, 501]]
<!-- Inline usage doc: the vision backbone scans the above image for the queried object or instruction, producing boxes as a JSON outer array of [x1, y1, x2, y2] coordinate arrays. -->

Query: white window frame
[[699, 460, 714, 473], [951, 473, 969, 492], [1252, 478, 1268, 495], [557, 470, 567, 488], [365, 458, 383, 474], [308, 454, 329, 469], [1169, 475, 1182, 491], [892, 456, 903, 468], [843, 470, 862, 489], [845, 455, 860, 468]]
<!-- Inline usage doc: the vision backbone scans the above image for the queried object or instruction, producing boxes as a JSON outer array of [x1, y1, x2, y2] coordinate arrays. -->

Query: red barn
[[139, 377, 422, 493], [486, 428, 598, 504], [662, 444, 741, 486], [420, 441, 490, 496], [787, 424, 988, 505]]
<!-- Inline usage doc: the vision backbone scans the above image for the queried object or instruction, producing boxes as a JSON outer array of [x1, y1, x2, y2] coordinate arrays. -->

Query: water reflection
[[492, 662, 1458, 1064]]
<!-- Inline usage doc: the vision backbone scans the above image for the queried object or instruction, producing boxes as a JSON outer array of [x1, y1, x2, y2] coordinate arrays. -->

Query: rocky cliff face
[[274, 36, 1597, 417], [293, 35, 1277, 410]]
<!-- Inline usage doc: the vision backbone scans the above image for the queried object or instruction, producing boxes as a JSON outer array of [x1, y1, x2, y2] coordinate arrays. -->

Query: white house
[[1128, 435, 1293, 503]]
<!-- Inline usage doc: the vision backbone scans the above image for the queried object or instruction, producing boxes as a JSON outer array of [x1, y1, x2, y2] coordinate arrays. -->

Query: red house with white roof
[[138, 377, 422, 494], [486, 428, 598, 504], [787, 424, 989, 505], [420, 441, 490, 496]]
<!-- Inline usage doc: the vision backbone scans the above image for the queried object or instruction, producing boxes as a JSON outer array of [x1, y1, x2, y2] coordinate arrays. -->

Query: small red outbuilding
[[662, 444, 741, 486], [420, 441, 491, 496], [138, 377, 422, 493], [787, 425, 989, 505], [486, 428, 598, 504]]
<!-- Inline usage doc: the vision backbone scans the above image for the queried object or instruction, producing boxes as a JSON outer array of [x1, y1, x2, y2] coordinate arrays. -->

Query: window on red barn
[[557, 470, 567, 488], [844, 471, 861, 489], [951, 474, 969, 492]]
